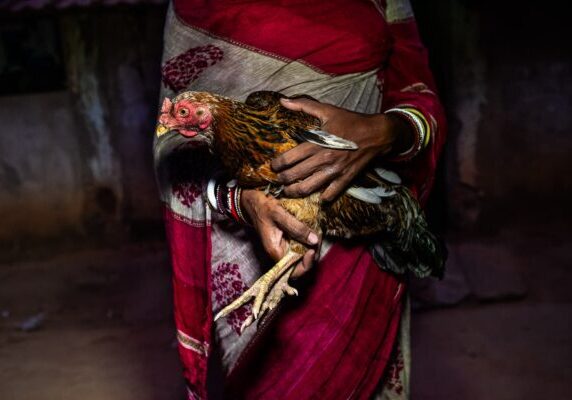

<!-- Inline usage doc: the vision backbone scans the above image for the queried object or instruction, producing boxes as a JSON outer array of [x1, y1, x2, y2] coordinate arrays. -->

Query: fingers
[[276, 147, 344, 184], [292, 250, 315, 278], [320, 168, 357, 202], [280, 98, 333, 122], [271, 142, 317, 172], [283, 165, 341, 198], [243, 190, 319, 262], [273, 207, 319, 247], [320, 155, 370, 202]]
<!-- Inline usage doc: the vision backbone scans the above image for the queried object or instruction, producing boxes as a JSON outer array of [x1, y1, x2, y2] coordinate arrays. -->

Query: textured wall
[[0, 92, 84, 239], [477, 3, 572, 217], [414, 0, 571, 229], [0, 7, 166, 248], [0, 2, 569, 248]]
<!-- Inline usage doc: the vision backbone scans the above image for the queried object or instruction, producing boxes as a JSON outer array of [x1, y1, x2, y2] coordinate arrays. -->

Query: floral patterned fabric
[[162, 45, 224, 92], [155, 0, 445, 398]]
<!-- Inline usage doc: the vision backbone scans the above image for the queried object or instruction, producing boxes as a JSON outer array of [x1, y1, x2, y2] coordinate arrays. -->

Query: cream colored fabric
[[158, 4, 410, 398]]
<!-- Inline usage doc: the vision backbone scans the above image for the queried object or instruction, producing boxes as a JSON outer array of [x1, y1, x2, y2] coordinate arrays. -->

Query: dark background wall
[[0, 2, 570, 399], [2, 2, 569, 257], [0, 6, 166, 258], [0, 0, 572, 253], [414, 0, 571, 231]]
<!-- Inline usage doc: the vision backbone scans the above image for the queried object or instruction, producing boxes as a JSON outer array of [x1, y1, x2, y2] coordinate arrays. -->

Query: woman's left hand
[[271, 98, 413, 202]]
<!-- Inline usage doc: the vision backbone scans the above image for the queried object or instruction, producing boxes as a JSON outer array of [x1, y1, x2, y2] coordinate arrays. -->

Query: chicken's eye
[[178, 108, 190, 117]]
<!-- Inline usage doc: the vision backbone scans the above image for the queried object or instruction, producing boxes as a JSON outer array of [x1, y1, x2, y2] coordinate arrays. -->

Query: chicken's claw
[[240, 316, 255, 333], [263, 184, 285, 198], [257, 267, 297, 320], [214, 249, 302, 327]]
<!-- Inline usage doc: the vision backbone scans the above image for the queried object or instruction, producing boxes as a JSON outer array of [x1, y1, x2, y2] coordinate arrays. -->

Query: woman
[[154, 1, 446, 398]]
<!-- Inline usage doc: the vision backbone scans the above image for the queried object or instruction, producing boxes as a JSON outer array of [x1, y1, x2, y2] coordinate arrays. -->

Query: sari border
[[177, 329, 209, 356], [163, 202, 209, 228], [172, 8, 336, 78]]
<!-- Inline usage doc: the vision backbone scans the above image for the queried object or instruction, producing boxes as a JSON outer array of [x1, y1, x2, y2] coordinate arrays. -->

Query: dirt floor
[[0, 222, 570, 400]]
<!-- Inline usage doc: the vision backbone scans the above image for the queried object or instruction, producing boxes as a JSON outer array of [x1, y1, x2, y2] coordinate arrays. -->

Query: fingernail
[[308, 232, 319, 245], [281, 98, 292, 102]]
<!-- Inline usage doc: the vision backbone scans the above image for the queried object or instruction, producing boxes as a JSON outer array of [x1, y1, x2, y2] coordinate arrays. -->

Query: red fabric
[[379, 19, 448, 205], [173, 0, 390, 75], [162, 3, 446, 399], [165, 203, 403, 400], [164, 208, 213, 399], [228, 244, 404, 400]]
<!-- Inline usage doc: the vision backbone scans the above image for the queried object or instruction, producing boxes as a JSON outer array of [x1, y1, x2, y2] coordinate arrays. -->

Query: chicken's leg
[[214, 248, 302, 323]]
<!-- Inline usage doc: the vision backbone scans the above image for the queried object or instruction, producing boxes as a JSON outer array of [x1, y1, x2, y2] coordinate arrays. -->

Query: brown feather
[[164, 91, 445, 279]]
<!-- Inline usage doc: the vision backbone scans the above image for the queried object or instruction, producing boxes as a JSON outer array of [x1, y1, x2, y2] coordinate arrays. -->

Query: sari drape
[[154, 1, 446, 398]]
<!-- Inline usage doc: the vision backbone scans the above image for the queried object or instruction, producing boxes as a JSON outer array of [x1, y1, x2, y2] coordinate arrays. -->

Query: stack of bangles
[[205, 178, 250, 225], [384, 106, 432, 161]]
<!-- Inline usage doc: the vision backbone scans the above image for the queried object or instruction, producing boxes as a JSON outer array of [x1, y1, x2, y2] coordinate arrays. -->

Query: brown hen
[[156, 90, 444, 329]]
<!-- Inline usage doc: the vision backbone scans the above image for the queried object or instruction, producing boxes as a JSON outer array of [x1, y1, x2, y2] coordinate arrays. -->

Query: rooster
[[156, 91, 445, 328]]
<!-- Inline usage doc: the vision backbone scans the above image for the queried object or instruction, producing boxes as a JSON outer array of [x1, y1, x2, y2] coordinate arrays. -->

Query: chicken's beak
[[155, 123, 170, 137]]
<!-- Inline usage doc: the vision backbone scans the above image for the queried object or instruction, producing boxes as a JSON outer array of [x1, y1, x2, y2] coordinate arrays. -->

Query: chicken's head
[[156, 95, 214, 139]]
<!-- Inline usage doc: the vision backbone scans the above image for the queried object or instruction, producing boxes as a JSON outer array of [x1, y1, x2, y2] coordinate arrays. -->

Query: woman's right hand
[[240, 189, 319, 277]]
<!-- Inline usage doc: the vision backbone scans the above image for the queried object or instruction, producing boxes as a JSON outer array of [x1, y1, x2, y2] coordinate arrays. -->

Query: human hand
[[271, 98, 414, 202], [240, 189, 319, 277]]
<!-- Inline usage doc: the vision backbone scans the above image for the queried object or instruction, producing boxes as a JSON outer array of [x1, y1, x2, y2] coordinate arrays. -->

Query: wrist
[[381, 113, 416, 155], [383, 107, 431, 161], [367, 113, 414, 157], [205, 178, 250, 225]]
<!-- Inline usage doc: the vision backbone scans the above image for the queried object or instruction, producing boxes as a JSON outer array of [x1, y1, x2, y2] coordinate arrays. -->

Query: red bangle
[[234, 187, 250, 225], [215, 183, 225, 213], [228, 187, 241, 222]]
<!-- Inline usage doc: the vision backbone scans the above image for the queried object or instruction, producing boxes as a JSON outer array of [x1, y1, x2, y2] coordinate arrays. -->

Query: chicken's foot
[[214, 248, 302, 323], [239, 266, 298, 332]]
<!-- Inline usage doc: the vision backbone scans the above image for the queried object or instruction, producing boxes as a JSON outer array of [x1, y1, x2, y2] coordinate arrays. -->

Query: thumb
[[280, 97, 330, 122]]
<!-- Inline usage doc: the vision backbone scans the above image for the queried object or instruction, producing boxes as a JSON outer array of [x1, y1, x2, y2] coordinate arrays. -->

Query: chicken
[[156, 90, 445, 329]]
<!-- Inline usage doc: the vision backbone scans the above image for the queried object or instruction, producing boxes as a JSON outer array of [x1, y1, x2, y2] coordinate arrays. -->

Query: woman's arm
[[377, 0, 447, 202], [239, 0, 447, 278], [271, 98, 415, 202], [272, 1, 446, 204]]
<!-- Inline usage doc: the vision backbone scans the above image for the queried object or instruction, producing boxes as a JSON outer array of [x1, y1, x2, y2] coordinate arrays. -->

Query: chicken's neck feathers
[[210, 100, 296, 182]]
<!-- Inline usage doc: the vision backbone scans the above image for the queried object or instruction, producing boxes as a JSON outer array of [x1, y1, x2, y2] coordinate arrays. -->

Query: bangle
[[216, 182, 226, 214], [384, 107, 430, 161], [208, 178, 250, 225], [227, 187, 240, 221], [205, 178, 219, 211], [234, 187, 250, 225], [405, 107, 432, 148]]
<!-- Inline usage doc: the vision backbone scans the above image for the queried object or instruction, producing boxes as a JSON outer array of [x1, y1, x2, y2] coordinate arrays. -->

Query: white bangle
[[384, 107, 426, 156], [206, 178, 218, 212]]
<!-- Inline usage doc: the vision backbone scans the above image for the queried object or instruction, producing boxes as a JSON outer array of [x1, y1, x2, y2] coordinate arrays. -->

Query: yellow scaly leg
[[214, 248, 302, 323]]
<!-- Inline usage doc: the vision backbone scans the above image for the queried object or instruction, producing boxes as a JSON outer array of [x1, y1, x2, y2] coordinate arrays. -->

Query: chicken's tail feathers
[[371, 193, 447, 279], [372, 219, 447, 279]]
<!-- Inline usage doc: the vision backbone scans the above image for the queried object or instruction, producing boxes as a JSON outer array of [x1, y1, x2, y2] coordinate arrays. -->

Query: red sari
[[155, 1, 446, 398]]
